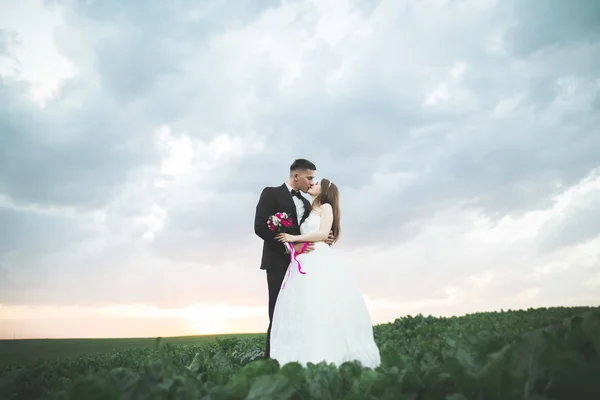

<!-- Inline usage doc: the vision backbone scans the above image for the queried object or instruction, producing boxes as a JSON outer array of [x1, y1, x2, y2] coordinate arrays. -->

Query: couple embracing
[[253, 158, 381, 368]]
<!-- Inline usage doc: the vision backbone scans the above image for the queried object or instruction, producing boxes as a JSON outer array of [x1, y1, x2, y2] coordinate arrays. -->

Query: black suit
[[254, 183, 312, 358]]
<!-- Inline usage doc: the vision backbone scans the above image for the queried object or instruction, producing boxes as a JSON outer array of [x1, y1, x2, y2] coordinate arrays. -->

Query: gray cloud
[[0, 29, 11, 53], [0, 209, 89, 255], [0, 63, 161, 209], [537, 178, 600, 251], [150, 192, 259, 265], [501, 0, 600, 57]]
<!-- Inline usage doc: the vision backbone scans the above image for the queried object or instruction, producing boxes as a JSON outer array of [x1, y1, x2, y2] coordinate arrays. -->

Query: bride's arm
[[277, 204, 333, 243]]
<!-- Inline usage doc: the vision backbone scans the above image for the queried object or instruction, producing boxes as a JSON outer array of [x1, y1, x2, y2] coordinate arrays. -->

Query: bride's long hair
[[312, 178, 341, 244]]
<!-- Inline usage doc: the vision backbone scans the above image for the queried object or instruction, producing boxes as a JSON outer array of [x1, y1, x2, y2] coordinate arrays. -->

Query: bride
[[270, 178, 381, 368]]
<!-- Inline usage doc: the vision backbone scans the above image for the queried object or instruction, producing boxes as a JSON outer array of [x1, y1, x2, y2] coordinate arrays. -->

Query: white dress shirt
[[284, 182, 305, 223]]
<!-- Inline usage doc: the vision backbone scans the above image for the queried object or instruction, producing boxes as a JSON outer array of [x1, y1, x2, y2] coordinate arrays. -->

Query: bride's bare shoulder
[[311, 203, 332, 215]]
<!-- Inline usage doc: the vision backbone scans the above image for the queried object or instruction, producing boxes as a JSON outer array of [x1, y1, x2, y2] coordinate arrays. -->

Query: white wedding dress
[[269, 212, 381, 368]]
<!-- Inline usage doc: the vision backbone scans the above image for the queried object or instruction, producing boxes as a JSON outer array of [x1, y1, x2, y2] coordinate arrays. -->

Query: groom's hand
[[325, 231, 335, 246], [294, 242, 315, 254]]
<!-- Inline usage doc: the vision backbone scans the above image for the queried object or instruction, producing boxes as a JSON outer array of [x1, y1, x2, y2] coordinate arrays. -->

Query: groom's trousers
[[265, 267, 288, 358]]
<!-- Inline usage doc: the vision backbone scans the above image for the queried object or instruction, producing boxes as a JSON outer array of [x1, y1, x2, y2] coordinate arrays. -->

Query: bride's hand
[[276, 233, 292, 243]]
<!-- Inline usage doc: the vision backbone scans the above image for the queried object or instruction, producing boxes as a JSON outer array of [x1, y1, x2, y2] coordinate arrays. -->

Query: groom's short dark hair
[[290, 158, 316, 172]]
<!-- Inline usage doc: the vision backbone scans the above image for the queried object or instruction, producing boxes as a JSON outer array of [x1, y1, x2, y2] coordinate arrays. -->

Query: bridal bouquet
[[268, 212, 293, 253], [267, 212, 307, 286]]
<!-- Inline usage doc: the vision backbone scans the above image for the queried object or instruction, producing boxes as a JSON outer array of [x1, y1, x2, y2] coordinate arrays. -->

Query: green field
[[0, 333, 263, 366], [1, 306, 599, 399]]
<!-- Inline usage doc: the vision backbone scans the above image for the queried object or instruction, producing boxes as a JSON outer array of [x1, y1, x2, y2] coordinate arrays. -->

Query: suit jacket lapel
[[299, 196, 311, 226], [279, 184, 299, 225]]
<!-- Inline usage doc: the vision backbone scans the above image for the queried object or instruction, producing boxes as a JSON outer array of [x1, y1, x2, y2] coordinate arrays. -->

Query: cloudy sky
[[1, 0, 599, 339]]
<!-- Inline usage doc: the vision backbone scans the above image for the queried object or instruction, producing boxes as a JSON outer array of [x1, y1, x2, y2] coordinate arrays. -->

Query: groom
[[254, 158, 334, 358]]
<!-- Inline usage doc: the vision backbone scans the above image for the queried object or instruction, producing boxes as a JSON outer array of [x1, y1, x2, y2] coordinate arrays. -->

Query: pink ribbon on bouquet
[[281, 242, 309, 289]]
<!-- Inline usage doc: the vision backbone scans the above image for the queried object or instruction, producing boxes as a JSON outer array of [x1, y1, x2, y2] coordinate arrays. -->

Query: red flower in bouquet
[[267, 212, 293, 232]]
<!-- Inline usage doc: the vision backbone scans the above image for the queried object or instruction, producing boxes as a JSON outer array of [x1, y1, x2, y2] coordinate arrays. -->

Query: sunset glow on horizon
[[3, 292, 599, 340]]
